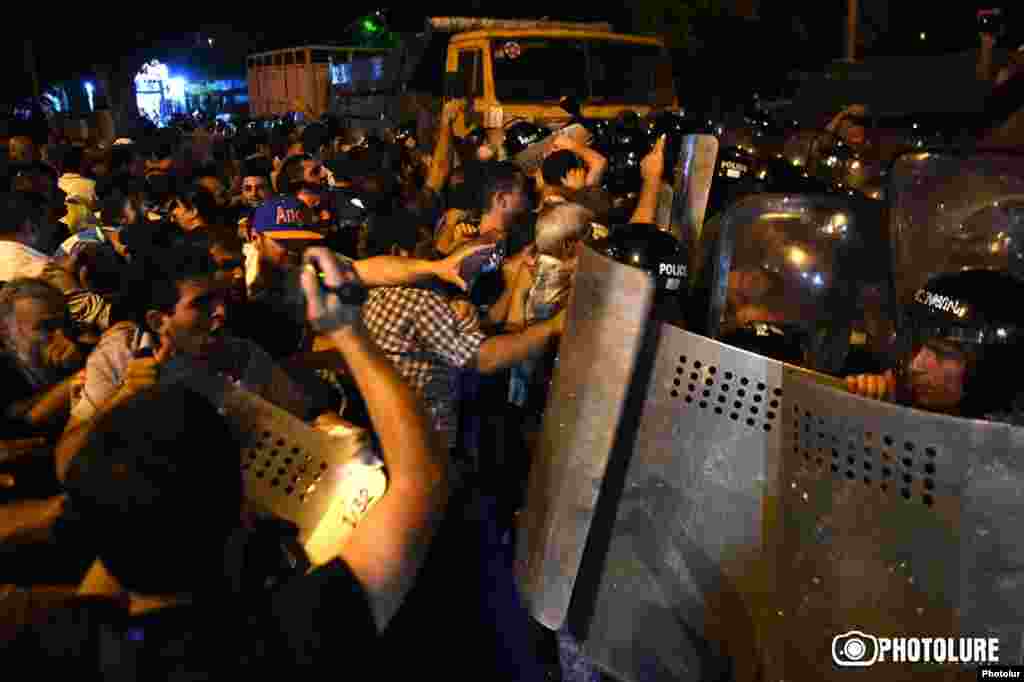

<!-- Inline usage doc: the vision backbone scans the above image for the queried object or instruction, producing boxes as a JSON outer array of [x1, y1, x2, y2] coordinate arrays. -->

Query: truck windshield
[[491, 38, 669, 105]]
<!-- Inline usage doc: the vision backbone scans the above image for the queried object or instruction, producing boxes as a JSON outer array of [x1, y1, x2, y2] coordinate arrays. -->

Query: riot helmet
[[602, 127, 651, 196], [504, 121, 552, 171], [704, 144, 761, 219], [592, 222, 689, 324], [718, 321, 808, 366], [895, 268, 1024, 419]]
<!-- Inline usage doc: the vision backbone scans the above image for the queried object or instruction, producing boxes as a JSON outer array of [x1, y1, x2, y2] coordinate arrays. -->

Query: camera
[[305, 259, 368, 307], [832, 630, 879, 667]]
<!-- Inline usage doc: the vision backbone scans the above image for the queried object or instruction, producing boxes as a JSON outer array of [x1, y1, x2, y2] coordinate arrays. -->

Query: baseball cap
[[250, 195, 326, 241]]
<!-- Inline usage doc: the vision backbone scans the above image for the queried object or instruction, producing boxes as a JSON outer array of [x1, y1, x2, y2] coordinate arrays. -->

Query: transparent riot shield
[[693, 193, 892, 377], [518, 235, 1024, 681], [888, 150, 1024, 305], [664, 134, 718, 244]]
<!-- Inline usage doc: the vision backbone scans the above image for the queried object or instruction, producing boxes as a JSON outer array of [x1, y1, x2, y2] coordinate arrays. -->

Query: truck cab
[[328, 17, 679, 138], [436, 18, 679, 135]]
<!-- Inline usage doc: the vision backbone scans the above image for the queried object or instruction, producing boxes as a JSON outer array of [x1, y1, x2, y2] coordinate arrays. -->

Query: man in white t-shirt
[[0, 193, 56, 283], [57, 245, 315, 478], [57, 146, 97, 209]]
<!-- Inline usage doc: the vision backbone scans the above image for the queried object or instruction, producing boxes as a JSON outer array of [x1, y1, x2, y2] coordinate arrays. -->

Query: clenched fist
[[845, 370, 895, 402]]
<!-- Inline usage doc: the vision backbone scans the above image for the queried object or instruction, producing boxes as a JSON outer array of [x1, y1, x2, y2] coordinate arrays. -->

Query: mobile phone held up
[[459, 240, 506, 292], [306, 260, 368, 306]]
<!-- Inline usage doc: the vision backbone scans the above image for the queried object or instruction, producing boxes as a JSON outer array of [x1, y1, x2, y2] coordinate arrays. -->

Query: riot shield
[[888, 150, 1024, 305], [665, 134, 718, 244], [182, 374, 387, 566], [515, 243, 657, 630], [693, 193, 892, 377], [518, 232, 1024, 681]]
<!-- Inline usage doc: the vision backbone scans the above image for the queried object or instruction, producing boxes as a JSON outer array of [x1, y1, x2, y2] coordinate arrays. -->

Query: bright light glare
[[789, 246, 808, 266], [167, 77, 186, 100]]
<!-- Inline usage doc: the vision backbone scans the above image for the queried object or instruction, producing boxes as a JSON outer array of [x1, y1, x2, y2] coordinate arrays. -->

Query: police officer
[[847, 269, 1024, 420]]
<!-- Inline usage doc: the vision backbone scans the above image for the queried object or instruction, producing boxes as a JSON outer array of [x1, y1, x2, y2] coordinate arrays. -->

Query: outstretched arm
[[302, 248, 448, 632]]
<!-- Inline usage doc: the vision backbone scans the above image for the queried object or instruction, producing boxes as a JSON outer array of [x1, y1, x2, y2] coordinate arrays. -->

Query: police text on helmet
[[659, 263, 687, 278], [915, 289, 967, 318]]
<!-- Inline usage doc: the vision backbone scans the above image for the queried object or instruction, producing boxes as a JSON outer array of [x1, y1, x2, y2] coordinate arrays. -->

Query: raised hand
[[845, 370, 895, 402], [121, 334, 176, 397], [301, 248, 366, 335], [435, 241, 492, 291], [640, 134, 667, 183]]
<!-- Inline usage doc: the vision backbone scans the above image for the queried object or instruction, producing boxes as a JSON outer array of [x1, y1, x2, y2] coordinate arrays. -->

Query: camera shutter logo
[[833, 630, 879, 667]]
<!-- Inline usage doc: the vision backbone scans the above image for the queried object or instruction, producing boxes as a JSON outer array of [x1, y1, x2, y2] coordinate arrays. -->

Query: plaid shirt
[[361, 286, 486, 452]]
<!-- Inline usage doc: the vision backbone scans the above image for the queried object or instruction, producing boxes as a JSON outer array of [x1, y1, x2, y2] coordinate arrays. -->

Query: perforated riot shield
[[178, 374, 387, 566], [888, 150, 1024, 304], [518, 195, 1024, 682]]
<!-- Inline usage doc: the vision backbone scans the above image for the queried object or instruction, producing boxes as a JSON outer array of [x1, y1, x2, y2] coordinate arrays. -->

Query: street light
[[208, 37, 215, 46]]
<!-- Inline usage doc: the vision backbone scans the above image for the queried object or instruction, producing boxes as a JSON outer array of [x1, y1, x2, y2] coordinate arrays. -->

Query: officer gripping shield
[[518, 159, 1024, 681]]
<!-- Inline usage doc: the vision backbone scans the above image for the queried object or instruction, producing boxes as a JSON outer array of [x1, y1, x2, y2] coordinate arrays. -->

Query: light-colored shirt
[[55, 226, 120, 259], [0, 241, 52, 282], [58, 173, 97, 206], [70, 322, 290, 423]]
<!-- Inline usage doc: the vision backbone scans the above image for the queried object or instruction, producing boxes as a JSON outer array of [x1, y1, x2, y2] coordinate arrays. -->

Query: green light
[[362, 18, 380, 33]]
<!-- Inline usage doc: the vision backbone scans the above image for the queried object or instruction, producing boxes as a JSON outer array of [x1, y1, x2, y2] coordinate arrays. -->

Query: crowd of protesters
[[0, 97, 668, 680]]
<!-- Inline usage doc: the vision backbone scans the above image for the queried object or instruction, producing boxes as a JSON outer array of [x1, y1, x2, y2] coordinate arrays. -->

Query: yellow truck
[[327, 16, 679, 139]]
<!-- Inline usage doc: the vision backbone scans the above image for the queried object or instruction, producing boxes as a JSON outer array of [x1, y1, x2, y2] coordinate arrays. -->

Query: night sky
[[6, 3, 1015, 104]]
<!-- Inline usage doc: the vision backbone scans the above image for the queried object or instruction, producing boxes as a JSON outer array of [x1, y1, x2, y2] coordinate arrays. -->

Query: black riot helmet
[[896, 268, 1024, 419], [602, 127, 651, 195], [504, 121, 552, 170], [593, 222, 689, 324], [718, 321, 809, 366]]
